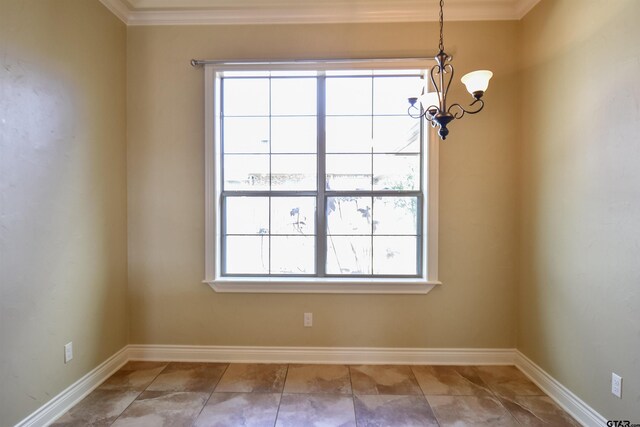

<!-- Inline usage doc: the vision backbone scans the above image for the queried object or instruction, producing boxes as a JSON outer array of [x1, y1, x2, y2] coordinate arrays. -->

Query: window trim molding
[[203, 60, 440, 294]]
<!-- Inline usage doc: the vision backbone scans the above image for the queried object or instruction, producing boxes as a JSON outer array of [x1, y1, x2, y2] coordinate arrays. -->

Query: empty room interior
[[1, 0, 639, 425]]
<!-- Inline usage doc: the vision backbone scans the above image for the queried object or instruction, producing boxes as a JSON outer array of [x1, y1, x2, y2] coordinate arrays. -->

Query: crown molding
[[99, 0, 541, 26], [514, 0, 541, 19], [99, 0, 130, 24]]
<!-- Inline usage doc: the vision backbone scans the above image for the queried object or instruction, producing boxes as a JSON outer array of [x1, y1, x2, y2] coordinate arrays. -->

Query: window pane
[[219, 70, 426, 279], [271, 154, 317, 190], [326, 77, 372, 116], [373, 154, 420, 191], [271, 197, 315, 235], [271, 236, 315, 274], [326, 236, 372, 275], [373, 116, 420, 154], [373, 236, 417, 275], [223, 78, 269, 116], [373, 197, 418, 235], [224, 154, 270, 191], [225, 197, 269, 235], [326, 116, 372, 153], [326, 154, 371, 191], [271, 117, 317, 153], [225, 236, 269, 274], [224, 117, 270, 153], [373, 76, 423, 115], [326, 197, 372, 235], [271, 78, 317, 116]]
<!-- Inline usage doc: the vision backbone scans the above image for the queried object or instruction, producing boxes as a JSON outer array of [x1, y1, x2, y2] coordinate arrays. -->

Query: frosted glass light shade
[[413, 78, 427, 99], [461, 70, 493, 95], [419, 92, 440, 109]]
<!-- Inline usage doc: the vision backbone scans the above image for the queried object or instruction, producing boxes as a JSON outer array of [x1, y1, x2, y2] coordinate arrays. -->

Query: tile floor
[[52, 362, 581, 426]]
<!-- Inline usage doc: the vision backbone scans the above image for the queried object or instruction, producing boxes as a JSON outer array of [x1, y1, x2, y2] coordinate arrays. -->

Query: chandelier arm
[[407, 104, 439, 121], [441, 63, 454, 110], [448, 98, 485, 119], [429, 66, 443, 109], [448, 103, 467, 119], [424, 106, 438, 122], [407, 104, 424, 119]]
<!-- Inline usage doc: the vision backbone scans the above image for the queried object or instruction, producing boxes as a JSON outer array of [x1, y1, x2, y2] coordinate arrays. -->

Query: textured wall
[[519, 0, 640, 420], [126, 21, 520, 348], [0, 1, 128, 425]]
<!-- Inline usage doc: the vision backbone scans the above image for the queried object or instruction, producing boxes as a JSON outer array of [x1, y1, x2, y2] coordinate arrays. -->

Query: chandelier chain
[[439, 0, 445, 52]]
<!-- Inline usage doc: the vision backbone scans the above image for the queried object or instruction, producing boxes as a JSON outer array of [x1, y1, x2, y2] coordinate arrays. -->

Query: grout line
[[469, 366, 523, 425], [190, 363, 231, 426], [108, 361, 170, 426], [348, 364, 359, 426], [211, 362, 232, 393], [409, 365, 441, 427], [273, 363, 290, 427]]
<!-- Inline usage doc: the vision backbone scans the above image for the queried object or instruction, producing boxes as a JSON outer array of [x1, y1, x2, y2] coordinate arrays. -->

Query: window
[[204, 61, 439, 293]]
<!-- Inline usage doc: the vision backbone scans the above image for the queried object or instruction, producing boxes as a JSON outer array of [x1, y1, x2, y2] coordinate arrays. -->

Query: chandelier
[[408, 0, 493, 140]]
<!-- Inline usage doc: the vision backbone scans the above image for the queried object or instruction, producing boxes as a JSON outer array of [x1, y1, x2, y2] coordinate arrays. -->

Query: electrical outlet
[[64, 342, 73, 364], [304, 312, 313, 327], [611, 373, 622, 398]]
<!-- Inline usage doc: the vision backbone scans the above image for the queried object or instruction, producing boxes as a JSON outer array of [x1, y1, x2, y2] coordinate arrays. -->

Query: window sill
[[203, 277, 441, 294]]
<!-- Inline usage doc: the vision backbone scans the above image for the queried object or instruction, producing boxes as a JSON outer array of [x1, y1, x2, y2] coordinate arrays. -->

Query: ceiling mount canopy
[[408, 0, 493, 140]]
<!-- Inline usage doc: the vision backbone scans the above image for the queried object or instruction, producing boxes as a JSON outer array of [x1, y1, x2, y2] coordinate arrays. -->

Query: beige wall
[[9, 0, 638, 423], [126, 21, 520, 348], [0, 1, 128, 425], [519, 0, 640, 421]]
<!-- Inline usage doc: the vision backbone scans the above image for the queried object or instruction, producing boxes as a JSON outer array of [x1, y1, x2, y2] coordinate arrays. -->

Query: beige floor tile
[[412, 365, 492, 396], [98, 362, 167, 391], [475, 365, 544, 398], [56, 362, 580, 427], [428, 395, 519, 426], [215, 363, 287, 393], [284, 364, 352, 394], [51, 389, 140, 427], [350, 365, 422, 395], [146, 362, 228, 393], [194, 392, 280, 427], [275, 393, 356, 427], [111, 391, 209, 427], [354, 394, 439, 427], [500, 395, 581, 426]]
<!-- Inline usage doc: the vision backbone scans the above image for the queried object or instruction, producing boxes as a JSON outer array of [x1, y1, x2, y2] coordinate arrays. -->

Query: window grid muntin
[[324, 193, 422, 278], [222, 194, 318, 276], [220, 73, 424, 278]]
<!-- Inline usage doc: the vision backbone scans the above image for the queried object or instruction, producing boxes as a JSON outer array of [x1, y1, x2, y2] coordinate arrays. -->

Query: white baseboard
[[14, 346, 129, 427], [515, 351, 607, 427], [127, 344, 516, 365], [15, 345, 607, 427]]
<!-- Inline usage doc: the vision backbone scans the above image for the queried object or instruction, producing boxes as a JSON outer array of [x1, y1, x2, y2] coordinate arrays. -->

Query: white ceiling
[[100, 0, 541, 25]]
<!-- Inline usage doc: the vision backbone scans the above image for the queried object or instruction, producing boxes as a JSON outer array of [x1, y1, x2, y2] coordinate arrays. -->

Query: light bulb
[[461, 70, 493, 98]]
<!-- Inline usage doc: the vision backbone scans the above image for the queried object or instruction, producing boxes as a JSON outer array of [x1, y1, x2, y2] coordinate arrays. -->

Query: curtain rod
[[190, 57, 434, 67]]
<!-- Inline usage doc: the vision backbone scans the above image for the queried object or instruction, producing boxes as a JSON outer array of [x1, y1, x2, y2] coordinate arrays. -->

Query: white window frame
[[202, 59, 440, 294]]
